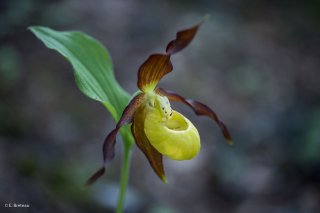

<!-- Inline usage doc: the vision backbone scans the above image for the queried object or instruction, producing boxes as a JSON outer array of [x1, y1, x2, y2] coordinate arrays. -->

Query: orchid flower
[[86, 20, 233, 185]]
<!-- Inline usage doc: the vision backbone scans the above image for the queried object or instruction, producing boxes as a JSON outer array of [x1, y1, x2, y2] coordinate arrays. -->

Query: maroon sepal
[[137, 20, 204, 91], [166, 24, 200, 55], [156, 88, 233, 145], [131, 106, 167, 182], [137, 54, 172, 91]]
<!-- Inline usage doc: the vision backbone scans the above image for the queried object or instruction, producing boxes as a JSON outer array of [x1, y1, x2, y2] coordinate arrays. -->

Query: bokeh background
[[1, 0, 320, 212]]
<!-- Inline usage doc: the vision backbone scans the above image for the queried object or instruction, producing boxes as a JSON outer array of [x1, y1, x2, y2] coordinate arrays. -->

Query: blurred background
[[1, 0, 320, 212]]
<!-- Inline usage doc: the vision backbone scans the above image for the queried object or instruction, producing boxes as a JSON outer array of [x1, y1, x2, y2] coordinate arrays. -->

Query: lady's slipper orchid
[[87, 20, 233, 185]]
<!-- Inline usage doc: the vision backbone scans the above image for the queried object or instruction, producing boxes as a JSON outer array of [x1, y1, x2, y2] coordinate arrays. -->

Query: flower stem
[[116, 140, 133, 213]]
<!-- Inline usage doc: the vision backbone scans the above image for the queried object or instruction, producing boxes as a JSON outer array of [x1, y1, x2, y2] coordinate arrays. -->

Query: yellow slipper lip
[[144, 107, 201, 160]]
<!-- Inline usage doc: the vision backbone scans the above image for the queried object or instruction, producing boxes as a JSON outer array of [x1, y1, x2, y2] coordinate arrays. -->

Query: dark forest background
[[1, 0, 320, 212]]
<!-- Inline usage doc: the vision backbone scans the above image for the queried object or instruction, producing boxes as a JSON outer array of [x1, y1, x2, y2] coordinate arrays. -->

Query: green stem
[[116, 142, 132, 213]]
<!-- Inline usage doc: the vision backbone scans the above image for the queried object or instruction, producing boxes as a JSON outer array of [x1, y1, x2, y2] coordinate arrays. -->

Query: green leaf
[[29, 26, 134, 148], [29, 26, 130, 120]]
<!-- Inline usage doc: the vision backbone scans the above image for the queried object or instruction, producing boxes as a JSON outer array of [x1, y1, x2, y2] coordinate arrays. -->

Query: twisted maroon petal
[[156, 88, 233, 145], [85, 167, 106, 186], [86, 93, 145, 185]]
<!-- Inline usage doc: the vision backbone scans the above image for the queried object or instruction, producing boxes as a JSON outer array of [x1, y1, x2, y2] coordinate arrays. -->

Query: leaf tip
[[27, 25, 43, 33]]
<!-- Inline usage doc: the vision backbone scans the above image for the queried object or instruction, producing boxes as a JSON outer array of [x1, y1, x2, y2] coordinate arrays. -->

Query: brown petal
[[156, 88, 233, 145], [131, 105, 167, 183], [137, 54, 172, 92], [86, 93, 145, 185]]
